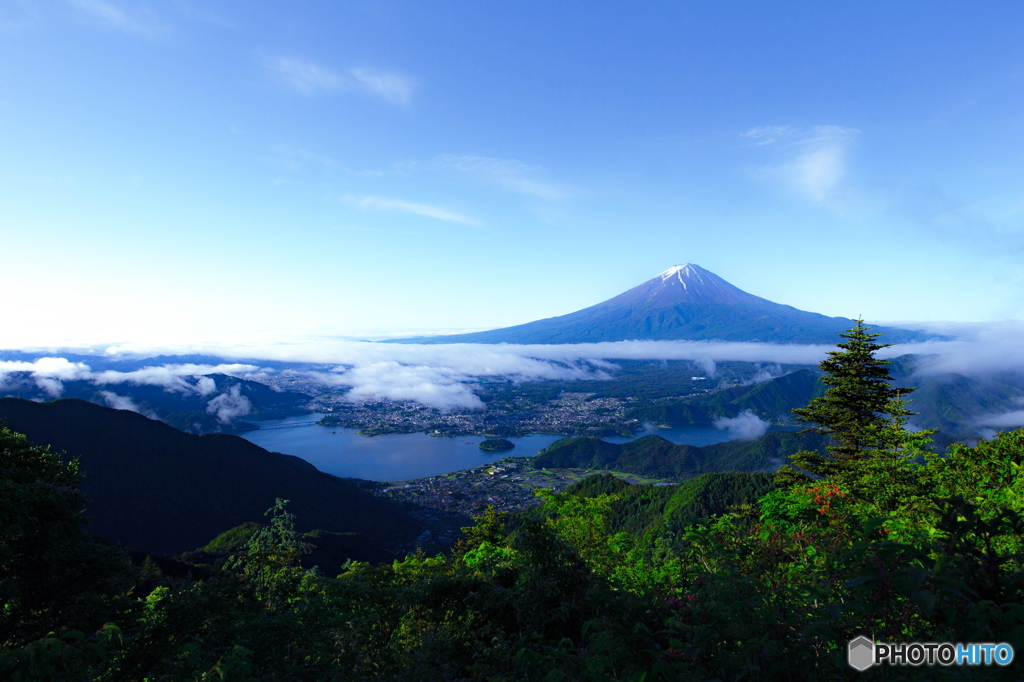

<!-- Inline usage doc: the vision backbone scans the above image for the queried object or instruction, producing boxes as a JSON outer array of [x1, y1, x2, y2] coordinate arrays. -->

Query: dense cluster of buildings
[[321, 391, 640, 437], [378, 458, 575, 516]]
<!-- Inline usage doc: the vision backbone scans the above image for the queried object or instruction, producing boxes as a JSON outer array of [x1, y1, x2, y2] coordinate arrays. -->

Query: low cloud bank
[[976, 410, 1024, 430], [876, 320, 1024, 377], [5, 323, 1024, 411], [713, 410, 770, 441], [0, 359, 261, 400]]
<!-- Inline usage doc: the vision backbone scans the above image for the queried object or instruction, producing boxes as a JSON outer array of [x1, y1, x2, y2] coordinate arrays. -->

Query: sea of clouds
[[3, 320, 1024, 431]]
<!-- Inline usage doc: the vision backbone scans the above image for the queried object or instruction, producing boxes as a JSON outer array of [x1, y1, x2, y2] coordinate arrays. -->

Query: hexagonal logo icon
[[848, 636, 874, 671]]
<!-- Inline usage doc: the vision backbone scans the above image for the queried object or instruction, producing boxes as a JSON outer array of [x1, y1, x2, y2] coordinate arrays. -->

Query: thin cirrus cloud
[[740, 125, 796, 147], [349, 67, 416, 107], [67, 0, 164, 38], [269, 57, 343, 95], [344, 194, 480, 226], [745, 125, 859, 207], [268, 56, 416, 107], [435, 155, 571, 200]]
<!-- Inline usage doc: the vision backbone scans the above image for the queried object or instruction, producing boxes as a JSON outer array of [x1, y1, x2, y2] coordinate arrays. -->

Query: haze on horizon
[[2, 1, 1023, 349]]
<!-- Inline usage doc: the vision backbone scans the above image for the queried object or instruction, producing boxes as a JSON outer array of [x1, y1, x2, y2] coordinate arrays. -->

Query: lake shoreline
[[240, 413, 798, 482]]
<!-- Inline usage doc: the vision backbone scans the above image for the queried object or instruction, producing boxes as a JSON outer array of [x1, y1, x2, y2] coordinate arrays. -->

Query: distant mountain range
[[393, 264, 930, 344], [620, 361, 1024, 447]]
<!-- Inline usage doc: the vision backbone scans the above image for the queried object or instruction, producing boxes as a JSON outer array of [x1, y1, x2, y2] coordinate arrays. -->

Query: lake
[[240, 413, 799, 481]]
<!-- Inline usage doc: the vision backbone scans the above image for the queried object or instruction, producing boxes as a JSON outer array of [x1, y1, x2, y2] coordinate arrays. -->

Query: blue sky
[[2, 1, 1023, 349]]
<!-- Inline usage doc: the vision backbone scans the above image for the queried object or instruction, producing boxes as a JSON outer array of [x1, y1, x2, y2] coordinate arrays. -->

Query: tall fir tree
[[775, 319, 933, 505]]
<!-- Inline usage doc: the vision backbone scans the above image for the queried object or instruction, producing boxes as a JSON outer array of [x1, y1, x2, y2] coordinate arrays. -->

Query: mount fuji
[[395, 264, 926, 345]]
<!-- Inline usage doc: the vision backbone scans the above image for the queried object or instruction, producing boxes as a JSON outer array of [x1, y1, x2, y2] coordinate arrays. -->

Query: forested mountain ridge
[[0, 398, 420, 560], [621, 361, 1024, 446], [624, 367, 824, 426], [533, 430, 826, 479]]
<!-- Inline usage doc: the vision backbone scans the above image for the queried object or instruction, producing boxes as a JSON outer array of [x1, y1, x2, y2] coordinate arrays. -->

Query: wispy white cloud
[[435, 155, 570, 199], [740, 125, 796, 146], [266, 58, 416, 107], [350, 67, 416, 107], [747, 125, 859, 207], [344, 194, 479, 226], [67, 0, 164, 38], [269, 57, 344, 96]]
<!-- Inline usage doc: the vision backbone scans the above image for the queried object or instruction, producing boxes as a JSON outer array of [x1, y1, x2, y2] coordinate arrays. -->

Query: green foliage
[[0, 624, 124, 682], [223, 499, 315, 607], [665, 471, 776, 526], [777, 321, 938, 514], [0, 423, 132, 648], [792, 318, 904, 458], [199, 522, 263, 555], [535, 430, 824, 479], [4, 361, 1024, 680], [929, 427, 1024, 513], [625, 367, 825, 426], [478, 438, 515, 451], [564, 472, 632, 497]]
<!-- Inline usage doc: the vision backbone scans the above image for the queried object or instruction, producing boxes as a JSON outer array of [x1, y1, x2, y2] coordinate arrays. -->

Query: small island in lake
[[478, 438, 515, 452]]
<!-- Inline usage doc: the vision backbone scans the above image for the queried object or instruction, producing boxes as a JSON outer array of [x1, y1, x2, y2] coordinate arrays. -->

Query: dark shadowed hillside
[[0, 398, 421, 560]]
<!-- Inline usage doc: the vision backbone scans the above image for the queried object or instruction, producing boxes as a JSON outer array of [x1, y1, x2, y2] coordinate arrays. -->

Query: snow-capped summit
[[634, 263, 761, 307], [658, 264, 701, 280]]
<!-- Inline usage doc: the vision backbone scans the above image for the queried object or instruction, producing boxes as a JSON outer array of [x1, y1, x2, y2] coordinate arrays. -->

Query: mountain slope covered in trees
[[533, 430, 825, 479], [0, 398, 420, 560], [624, 367, 824, 426]]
